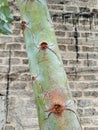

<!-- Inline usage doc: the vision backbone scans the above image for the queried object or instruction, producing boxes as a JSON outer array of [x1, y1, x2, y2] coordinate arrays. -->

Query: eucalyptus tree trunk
[[18, 0, 82, 130]]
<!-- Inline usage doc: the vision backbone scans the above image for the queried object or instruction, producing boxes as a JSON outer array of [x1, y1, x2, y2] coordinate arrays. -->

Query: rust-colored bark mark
[[44, 88, 65, 106], [21, 22, 39, 49], [44, 88, 81, 128], [21, 21, 27, 32], [32, 75, 43, 92], [32, 74, 39, 81], [32, 76, 36, 81], [40, 42, 48, 50], [45, 103, 65, 118], [39, 42, 59, 60], [44, 88, 65, 118], [45, 103, 81, 120]]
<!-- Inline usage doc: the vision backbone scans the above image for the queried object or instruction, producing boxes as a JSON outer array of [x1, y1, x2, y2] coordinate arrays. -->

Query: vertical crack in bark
[[6, 49, 11, 123]]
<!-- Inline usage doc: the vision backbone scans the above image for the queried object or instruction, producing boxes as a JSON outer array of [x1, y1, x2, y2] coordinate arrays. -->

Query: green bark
[[18, 0, 82, 130]]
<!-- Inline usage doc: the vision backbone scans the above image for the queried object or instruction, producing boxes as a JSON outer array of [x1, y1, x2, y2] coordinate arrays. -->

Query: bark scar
[[40, 42, 48, 50], [44, 103, 82, 128], [44, 88, 81, 127], [21, 21, 27, 32], [45, 103, 65, 118], [39, 42, 59, 60], [45, 103, 80, 122], [32, 76, 36, 81], [32, 74, 39, 81]]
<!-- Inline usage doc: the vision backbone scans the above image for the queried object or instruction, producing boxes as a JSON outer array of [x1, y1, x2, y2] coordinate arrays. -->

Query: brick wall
[[0, 0, 98, 130]]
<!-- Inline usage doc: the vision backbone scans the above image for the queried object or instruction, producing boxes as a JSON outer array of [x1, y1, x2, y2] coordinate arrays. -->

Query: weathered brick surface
[[0, 0, 98, 130], [5, 126, 15, 130]]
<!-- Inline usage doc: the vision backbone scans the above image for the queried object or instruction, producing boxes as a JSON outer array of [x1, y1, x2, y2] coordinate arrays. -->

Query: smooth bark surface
[[18, 0, 82, 130]]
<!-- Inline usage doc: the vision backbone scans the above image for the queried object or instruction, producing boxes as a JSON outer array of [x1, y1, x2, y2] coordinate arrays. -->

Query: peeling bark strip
[[18, 0, 82, 130], [6, 49, 11, 123]]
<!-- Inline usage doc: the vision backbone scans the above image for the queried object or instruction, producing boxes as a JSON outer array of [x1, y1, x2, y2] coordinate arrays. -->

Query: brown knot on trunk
[[32, 76, 36, 81], [21, 21, 27, 31], [45, 103, 65, 118], [40, 42, 48, 50], [44, 88, 66, 119]]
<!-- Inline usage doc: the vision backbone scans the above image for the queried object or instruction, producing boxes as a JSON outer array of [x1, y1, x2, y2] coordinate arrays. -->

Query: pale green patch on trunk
[[18, 0, 82, 130]]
